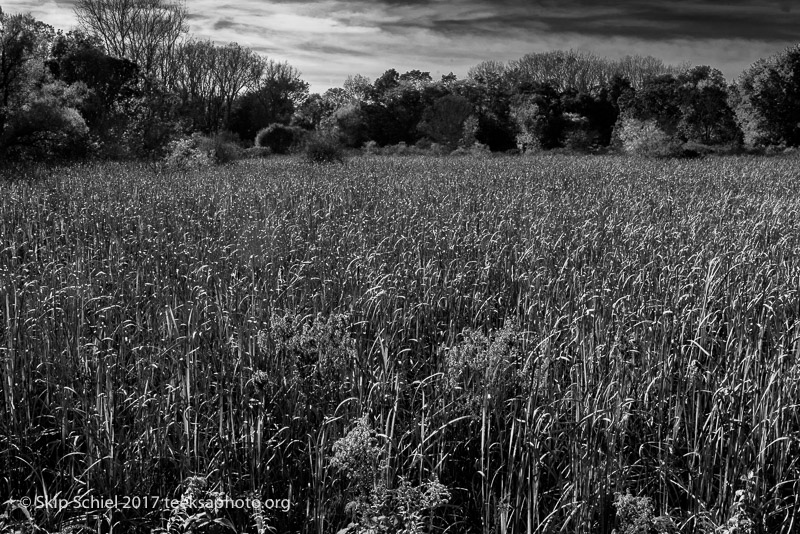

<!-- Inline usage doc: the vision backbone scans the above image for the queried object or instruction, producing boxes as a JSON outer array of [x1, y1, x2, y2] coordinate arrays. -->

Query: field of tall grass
[[1, 154, 799, 534]]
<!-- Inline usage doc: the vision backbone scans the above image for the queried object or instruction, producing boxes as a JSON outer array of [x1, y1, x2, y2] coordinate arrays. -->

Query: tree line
[[2, 0, 800, 161]]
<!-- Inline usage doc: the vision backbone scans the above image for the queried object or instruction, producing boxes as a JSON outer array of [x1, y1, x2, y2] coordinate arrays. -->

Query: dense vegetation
[[3, 2, 800, 163], [1, 155, 799, 533]]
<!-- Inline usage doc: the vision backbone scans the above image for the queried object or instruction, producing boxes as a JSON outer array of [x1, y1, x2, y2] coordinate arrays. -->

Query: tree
[[736, 45, 800, 147], [48, 30, 141, 130], [611, 54, 686, 90], [323, 103, 367, 147], [399, 70, 432, 89], [74, 0, 187, 82], [342, 74, 371, 103], [170, 39, 263, 132], [372, 68, 400, 98], [466, 62, 516, 150], [619, 67, 741, 146], [625, 73, 682, 137], [360, 69, 435, 146], [1, 10, 53, 111], [509, 83, 565, 150], [230, 60, 308, 141], [291, 93, 333, 130], [418, 94, 474, 150], [170, 39, 218, 131], [1, 81, 90, 160], [676, 66, 740, 145], [213, 42, 264, 128], [508, 50, 608, 93]]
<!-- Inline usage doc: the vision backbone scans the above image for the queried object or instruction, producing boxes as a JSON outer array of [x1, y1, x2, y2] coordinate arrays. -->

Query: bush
[[255, 123, 306, 154], [164, 135, 212, 169], [243, 146, 272, 159], [362, 140, 379, 155], [164, 132, 242, 168], [304, 133, 344, 163], [616, 116, 681, 157], [613, 492, 677, 534], [196, 134, 243, 164], [450, 142, 491, 158], [0, 96, 90, 162]]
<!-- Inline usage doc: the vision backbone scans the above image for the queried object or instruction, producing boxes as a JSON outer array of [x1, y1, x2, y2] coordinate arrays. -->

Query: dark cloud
[[211, 18, 266, 34], [4, 0, 799, 91], [536, 8, 800, 42], [368, 1, 800, 43]]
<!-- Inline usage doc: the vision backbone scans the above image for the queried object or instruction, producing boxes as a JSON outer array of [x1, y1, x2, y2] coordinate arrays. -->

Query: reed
[[1, 155, 798, 533]]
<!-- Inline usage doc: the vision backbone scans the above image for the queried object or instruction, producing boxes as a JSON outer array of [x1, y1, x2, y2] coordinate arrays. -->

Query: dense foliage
[[4, 4, 800, 161], [1, 155, 799, 533]]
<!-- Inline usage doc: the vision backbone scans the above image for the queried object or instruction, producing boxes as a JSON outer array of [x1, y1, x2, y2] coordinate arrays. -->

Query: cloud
[[3, 0, 799, 91]]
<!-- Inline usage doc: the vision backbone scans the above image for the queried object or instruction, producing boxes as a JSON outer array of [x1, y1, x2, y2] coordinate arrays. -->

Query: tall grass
[[1, 155, 799, 533]]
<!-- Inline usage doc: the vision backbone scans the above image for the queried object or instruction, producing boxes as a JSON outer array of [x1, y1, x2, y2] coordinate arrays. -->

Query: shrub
[[0, 97, 90, 162], [164, 132, 242, 168], [449, 142, 491, 158], [304, 133, 344, 163], [196, 133, 243, 164], [255, 123, 306, 154], [331, 416, 451, 534], [616, 116, 681, 157], [164, 135, 212, 169], [362, 140, 379, 155], [613, 492, 677, 534], [243, 146, 272, 159], [379, 141, 407, 156]]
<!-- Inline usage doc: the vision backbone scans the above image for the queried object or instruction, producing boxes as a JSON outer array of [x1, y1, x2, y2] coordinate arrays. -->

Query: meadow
[[1, 154, 799, 534]]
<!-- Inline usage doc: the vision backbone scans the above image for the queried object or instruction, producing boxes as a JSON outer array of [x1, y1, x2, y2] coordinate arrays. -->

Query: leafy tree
[[510, 83, 565, 150], [291, 93, 334, 130], [1, 10, 53, 112], [323, 103, 368, 148], [676, 66, 741, 145], [342, 74, 371, 103], [619, 67, 740, 146], [626, 73, 682, 137], [0, 10, 91, 161], [230, 60, 308, 141], [1, 81, 91, 160], [736, 45, 800, 147], [255, 123, 305, 154], [464, 63, 518, 150], [322, 87, 350, 110], [399, 69, 431, 88], [372, 68, 400, 98], [48, 30, 141, 130], [362, 80, 426, 145], [418, 94, 474, 150]]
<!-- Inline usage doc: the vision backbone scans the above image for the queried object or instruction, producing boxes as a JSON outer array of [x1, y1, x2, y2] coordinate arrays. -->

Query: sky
[[3, 0, 800, 93]]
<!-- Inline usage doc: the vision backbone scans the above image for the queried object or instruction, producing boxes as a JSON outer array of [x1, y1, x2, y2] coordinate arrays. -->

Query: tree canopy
[[4, 2, 800, 161]]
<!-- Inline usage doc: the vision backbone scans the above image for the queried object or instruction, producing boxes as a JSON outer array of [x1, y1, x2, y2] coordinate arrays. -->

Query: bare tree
[[213, 43, 264, 126], [170, 39, 218, 129], [508, 50, 608, 93], [74, 0, 187, 80], [610, 55, 687, 89], [170, 39, 263, 131]]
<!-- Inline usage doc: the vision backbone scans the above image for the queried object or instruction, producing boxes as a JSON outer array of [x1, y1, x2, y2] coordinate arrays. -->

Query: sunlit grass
[[1, 154, 799, 533]]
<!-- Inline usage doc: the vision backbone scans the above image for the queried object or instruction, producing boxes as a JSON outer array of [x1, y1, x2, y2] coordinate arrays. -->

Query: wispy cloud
[[3, 0, 799, 91]]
